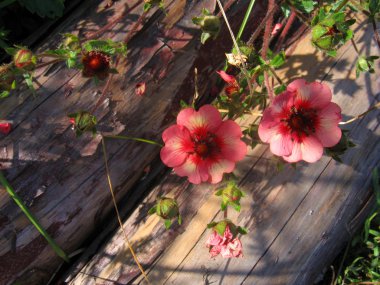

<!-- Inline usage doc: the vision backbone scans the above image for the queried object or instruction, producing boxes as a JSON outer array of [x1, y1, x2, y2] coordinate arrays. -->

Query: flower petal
[[207, 159, 235, 184], [315, 102, 342, 147], [177, 105, 222, 133], [283, 141, 302, 163], [300, 136, 324, 163], [161, 125, 193, 167], [173, 155, 209, 184], [269, 133, 293, 157], [215, 120, 247, 162], [258, 109, 281, 143], [289, 79, 332, 108], [217, 70, 237, 85]]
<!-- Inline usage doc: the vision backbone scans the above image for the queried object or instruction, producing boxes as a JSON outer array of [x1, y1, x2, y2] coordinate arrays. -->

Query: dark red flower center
[[82, 51, 110, 79], [192, 131, 219, 159], [285, 105, 318, 138]]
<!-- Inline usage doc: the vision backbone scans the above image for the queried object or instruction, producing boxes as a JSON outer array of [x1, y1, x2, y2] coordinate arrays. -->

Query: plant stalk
[[0, 171, 70, 263]]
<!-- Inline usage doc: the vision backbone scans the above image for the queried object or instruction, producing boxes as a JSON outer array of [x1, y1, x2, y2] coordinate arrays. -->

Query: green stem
[[236, 0, 256, 41], [0, 171, 70, 263], [103, 134, 163, 147], [335, 0, 350, 13]]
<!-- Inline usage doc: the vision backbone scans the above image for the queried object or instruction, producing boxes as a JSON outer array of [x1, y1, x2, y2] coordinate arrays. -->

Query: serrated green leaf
[[237, 226, 248, 235], [270, 51, 286, 68]]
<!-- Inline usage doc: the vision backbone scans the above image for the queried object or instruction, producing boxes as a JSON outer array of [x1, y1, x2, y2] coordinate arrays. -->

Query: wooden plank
[[67, 12, 380, 285], [0, 0, 259, 284]]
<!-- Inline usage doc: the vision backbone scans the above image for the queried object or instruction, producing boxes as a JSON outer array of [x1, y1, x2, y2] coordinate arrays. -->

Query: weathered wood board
[[67, 13, 380, 285], [0, 0, 274, 284]]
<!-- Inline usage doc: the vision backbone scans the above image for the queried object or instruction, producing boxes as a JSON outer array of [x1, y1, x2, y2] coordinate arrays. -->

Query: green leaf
[[0, 90, 10, 98], [17, 0, 65, 18], [270, 51, 286, 68], [4, 47, 16, 55], [178, 214, 182, 225], [143, 3, 152, 12], [207, 222, 217, 228], [232, 203, 241, 212], [369, 0, 380, 16], [23, 73, 35, 93], [326, 50, 337, 57], [274, 84, 286, 95], [237, 226, 248, 235], [148, 206, 157, 215], [164, 219, 172, 229], [200, 32, 211, 44], [220, 202, 227, 211]]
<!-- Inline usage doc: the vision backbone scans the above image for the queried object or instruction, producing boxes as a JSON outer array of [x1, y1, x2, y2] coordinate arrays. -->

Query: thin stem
[[371, 19, 380, 50], [35, 59, 64, 70], [339, 102, 380, 125], [91, 11, 148, 114], [103, 134, 162, 147], [335, 0, 350, 13], [216, 0, 253, 97], [268, 65, 284, 85], [236, 0, 256, 41], [275, 9, 297, 52], [350, 38, 360, 56], [101, 137, 152, 285], [0, 171, 70, 263], [264, 72, 274, 102], [247, 5, 277, 45]]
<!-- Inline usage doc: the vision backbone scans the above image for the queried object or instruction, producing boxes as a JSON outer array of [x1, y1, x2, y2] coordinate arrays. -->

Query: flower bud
[[82, 51, 111, 80], [68, 111, 97, 137], [215, 181, 245, 211], [148, 197, 182, 229], [13, 49, 36, 69]]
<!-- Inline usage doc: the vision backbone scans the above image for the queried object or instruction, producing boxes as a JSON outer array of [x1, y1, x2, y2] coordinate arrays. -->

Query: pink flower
[[160, 105, 246, 184], [217, 70, 239, 96], [206, 225, 243, 258], [258, 79, 342, 163]]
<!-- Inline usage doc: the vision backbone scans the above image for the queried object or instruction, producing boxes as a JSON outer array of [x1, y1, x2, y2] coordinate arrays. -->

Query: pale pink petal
[[173, 155, 209, 184], [160, 125, 193, 167], [223, 226, 233, 241], [300, 136, 324, 163], [207, 159, 235, 184], [206, 231, 223, 247], [283, 141, 302, 163], [210, 245, 222, 257], [258, 112, 280, 144], [215, 120, 247, 162], [220, 245, 233, 258], [287, 79, 308, 96], [269, 133, 293, 156], [177, 105, 222, 133], [217, 70, 236, 84], [271, 91, 294, 115], [306, 82, 332, 108], [315, 102, 342, 147], [229, 238, 243, 257]]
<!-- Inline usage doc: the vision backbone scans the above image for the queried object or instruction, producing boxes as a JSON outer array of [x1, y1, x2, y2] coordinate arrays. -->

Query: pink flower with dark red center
[[206, 225, 243, 258], [217, 70, 240, 96], [160, 105, 246, 184], [259, 79, 342, 163]]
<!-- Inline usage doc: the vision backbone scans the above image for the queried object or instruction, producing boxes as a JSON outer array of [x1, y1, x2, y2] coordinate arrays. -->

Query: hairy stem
[[275, 9, 296, 52], [103, 134, 162, 146], [101, 137, 151, 284], [339, 102, 380, 125]]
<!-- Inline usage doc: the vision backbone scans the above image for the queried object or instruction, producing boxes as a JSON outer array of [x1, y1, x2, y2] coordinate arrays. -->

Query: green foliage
[[148, 197, 181, 230], [207, 219, 248, 237], [143, 0, 164, 12], [325, 130, 355, 162], [192, 8, 221, 44], [68, 111, 97, 137], [82, 40, 127, 56], [311, 9, 355, 56], [336, 169, 380, 284], [281, 0, 317, 17], [356, 55, 379, 78], [215, 180, 245, 212]]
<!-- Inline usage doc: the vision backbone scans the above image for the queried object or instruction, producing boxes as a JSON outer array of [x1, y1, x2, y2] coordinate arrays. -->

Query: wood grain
[[68, 13, 380, 285]]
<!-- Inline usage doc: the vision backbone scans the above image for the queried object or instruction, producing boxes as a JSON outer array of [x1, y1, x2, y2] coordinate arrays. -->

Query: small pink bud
[[0, 121, 12, 135], [271, 23, 283, 35], [135, 82, 146, 96]]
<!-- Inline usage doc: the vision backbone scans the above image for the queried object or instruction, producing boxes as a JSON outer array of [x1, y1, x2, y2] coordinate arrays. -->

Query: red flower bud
[[0, 121, 12, 135], [135, 82, 146, 96], [14, 49, 35, 69]]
